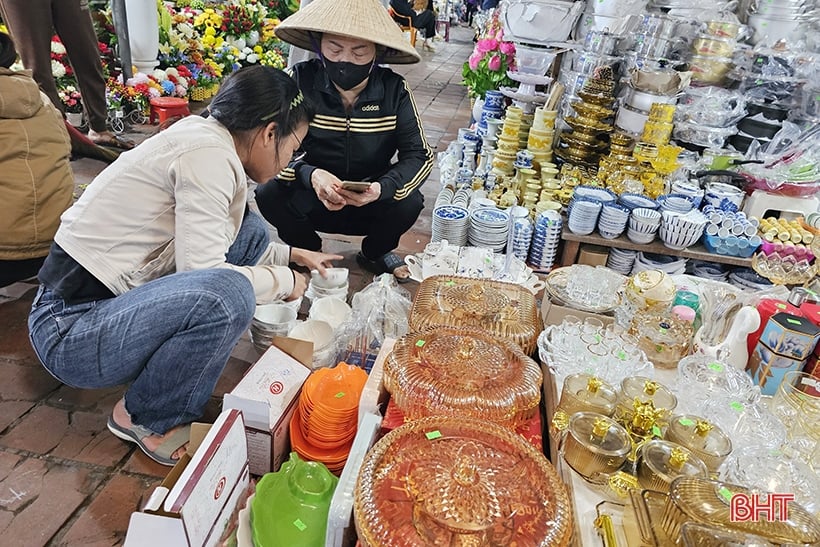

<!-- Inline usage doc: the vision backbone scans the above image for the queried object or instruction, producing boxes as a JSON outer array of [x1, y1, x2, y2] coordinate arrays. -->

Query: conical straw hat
[[275, 0, 421, 64]]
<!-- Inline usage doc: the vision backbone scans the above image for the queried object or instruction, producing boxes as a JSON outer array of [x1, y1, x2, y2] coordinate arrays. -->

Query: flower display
[[461, 11, 516, 99], [58, 86, 83, 113]]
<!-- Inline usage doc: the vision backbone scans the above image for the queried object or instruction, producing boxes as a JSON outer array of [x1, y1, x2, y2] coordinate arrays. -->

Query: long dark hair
[[207, 65, 313, 155]]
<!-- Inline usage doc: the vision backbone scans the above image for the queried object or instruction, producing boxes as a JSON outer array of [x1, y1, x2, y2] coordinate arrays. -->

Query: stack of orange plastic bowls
[[290, 362, 368, 474]]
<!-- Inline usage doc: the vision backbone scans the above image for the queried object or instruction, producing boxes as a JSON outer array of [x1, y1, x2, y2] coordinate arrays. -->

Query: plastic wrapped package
[[739, 74, 806, 105], [675, 87, 746, 127], [673, 121, 737, 148], [739, 123, 820, 195], [334, 274, 411, 373]]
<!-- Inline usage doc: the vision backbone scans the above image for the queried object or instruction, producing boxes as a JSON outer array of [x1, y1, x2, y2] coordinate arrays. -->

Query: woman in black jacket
[[256, 0, 434, 282], [389, 0, 437, 51]]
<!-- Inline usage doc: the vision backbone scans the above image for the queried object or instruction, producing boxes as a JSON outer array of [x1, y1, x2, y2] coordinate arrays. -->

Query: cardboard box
[[124, 409, 250, 547], [577, 245, 610, 267], [540, 296, 615, 328], [760, 312, 820, 360], [748, 341, 807, 396], [223, 340, 312, 476]]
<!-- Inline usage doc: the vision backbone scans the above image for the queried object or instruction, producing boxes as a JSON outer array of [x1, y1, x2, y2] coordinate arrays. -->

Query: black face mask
[[323, 59, 373, 91]]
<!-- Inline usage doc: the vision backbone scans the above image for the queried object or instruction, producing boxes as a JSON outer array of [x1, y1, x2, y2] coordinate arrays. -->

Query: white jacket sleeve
[[171, 149, 295, 302]]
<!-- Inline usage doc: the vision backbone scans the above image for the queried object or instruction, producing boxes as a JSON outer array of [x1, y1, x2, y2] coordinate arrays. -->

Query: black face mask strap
[[309, 32, 325, 64]]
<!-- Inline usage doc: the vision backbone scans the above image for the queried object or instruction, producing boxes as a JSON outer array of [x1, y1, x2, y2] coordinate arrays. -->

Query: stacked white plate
[[598, 203, 630, 239], [658, 193, 695, 214], [607, 248, 637, 275], [432, 205, 469, 245], [434, 186, 454, 208], [573, 185, 618, 204], [468, 207, 509, 252], [567, 198, 603, 235], [619, 193, 658, 211], [632, 252, 688, 275], [452, 186, 472, 208], [529, 210, 563, 271]]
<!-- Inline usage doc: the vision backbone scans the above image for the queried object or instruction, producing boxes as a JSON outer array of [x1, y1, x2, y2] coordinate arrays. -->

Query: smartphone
[[340, 181, 372, 193]]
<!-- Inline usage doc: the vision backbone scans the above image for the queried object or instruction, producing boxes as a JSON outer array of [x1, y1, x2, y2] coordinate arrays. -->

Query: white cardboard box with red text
[[124, 408, 249, 547], [223, 341, 311, 476]]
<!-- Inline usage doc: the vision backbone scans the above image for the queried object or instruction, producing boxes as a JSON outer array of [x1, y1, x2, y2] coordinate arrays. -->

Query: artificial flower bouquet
[[58, 86, 83, 113], [461, 13, 516, 99]]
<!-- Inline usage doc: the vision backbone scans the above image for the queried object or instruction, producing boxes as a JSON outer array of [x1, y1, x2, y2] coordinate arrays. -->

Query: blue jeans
[[28, 211, 270, 434]]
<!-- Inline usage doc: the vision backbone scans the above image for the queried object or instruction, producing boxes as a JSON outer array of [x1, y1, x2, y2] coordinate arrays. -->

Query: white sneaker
[[422, 40, 437, 52]]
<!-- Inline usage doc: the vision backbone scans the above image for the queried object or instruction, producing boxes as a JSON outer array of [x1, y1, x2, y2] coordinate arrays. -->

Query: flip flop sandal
[[356, 251, 411, 283], [107, 416, 191, 466]]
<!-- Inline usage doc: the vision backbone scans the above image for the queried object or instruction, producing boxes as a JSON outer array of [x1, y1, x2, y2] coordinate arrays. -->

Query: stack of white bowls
[[657, 193, 695, 214], [306, 267, 349, 301], [659, 209, 708, 250], [598, 203, 631, 239], [249, 302, 299, 353], [627, 207, 662, 244]]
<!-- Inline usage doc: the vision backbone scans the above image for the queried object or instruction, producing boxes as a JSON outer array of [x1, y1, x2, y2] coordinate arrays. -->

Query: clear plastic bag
[[333, 273, 412, 373], [675, 86, 747, 127]]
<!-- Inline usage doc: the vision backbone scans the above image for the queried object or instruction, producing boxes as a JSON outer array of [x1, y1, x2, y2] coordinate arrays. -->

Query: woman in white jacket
[[29, 66, 340, 465]]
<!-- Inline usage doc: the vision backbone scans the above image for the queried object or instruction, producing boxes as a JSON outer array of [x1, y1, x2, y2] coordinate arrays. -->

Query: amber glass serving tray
[[384, 326, 542, 429], [353, 416, 573, 547], [408, 275, 541, 354]]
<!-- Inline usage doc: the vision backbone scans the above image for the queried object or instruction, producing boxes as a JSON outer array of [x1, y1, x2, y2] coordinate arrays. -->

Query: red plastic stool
[[149, 96, 191, 125]]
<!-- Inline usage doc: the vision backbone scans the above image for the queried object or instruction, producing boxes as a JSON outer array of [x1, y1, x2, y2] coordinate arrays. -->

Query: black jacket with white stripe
[[276, 58, 434, 202]]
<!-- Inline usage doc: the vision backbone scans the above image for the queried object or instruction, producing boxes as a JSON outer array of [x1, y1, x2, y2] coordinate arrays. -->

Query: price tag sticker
[[426, 430, 442, 440], [801, 377, 819, 388], [652, 425, 661, 437], [616, 350, 627, 361], [294, 519, 307, 531], [708, 362, 724, 372], [679, 418, 695, 427], [416, 339, 425, 347], [786, 318, 802, 325], [730, 401, 744, 412], [718, 487, 733, 503], [335, 392, 345, 398], [445, 280, 456, 287]]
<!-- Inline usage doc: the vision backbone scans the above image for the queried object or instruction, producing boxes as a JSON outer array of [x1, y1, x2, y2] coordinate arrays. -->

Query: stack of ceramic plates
[[607, 248, 637, 275], [289, 363, 369, 474], [528, 210, 562, 271], [573, 185, 617, 204], [689, 260, 729, 282], [598, 203, 630, 239], [452, 186, 472, 208], [510, 207, 534, 261], [658, 193, 696, 214], [619, 193, 659, 211], [567, 197, 603, 235], [432, 205, 469, 245], [434, 186, 454, 208], [729, 267, 773, 291], [468, 207, 509, 252], [632, 252, 688, 275]]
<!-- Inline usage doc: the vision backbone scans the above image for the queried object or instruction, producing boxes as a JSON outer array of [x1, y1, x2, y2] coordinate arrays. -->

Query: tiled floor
[[0, 28, 474, 546]]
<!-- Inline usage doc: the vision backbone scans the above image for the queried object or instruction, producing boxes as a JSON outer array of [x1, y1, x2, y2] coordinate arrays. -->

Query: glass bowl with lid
[[665, 414, 732, 473], [637, 439, 708, 493], [676, 355, 755, 412], [563, 412, 631, 479], [614, 376, 677, 423], [557, 373, 618, 417]]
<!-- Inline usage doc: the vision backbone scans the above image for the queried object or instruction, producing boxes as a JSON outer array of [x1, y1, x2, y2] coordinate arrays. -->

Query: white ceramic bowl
[[288, 319, 334, 350], [310, 267, 349, 289], [308, 297, 352, 330], [615, 104, 649, 135]]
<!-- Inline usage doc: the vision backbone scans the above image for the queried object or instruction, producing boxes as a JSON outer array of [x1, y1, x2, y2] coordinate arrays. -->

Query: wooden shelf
[[560, 227, 754, 269]]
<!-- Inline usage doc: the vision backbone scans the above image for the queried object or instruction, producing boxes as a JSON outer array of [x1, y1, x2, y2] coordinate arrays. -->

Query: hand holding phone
[[340, 181, 372, 193]]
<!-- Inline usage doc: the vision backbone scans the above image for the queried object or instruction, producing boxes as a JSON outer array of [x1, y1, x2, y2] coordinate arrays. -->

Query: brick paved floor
[[0, 27, 473, 546]]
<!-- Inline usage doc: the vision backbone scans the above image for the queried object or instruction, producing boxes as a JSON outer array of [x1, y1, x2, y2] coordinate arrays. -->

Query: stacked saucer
[[452, 186, 472, 208], [597, 203, 630, 239], [607, 248, 637, 275], [690, 260, 729, 282], [658, 193, 695, 214], [619, 193, 658, 211], [435, 186, 455, 208], [729, 267, 773, 291], [290, 362, 368, 474], [468, 207, 509, 252], [432, 205, 469, 245], [528, 210, 562, 271], [567, 197, 602, 235]]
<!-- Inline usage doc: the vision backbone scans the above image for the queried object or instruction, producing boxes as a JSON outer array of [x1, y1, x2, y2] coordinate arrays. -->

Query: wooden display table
[[560, 227, 754, 269]]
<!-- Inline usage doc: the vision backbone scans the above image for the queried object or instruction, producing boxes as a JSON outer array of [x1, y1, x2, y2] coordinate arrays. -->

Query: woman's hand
[[286, 271, 308, 301], [311, 169, 347, 211], [290, 248, 343, 277], [337, 182, 381, 207]]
